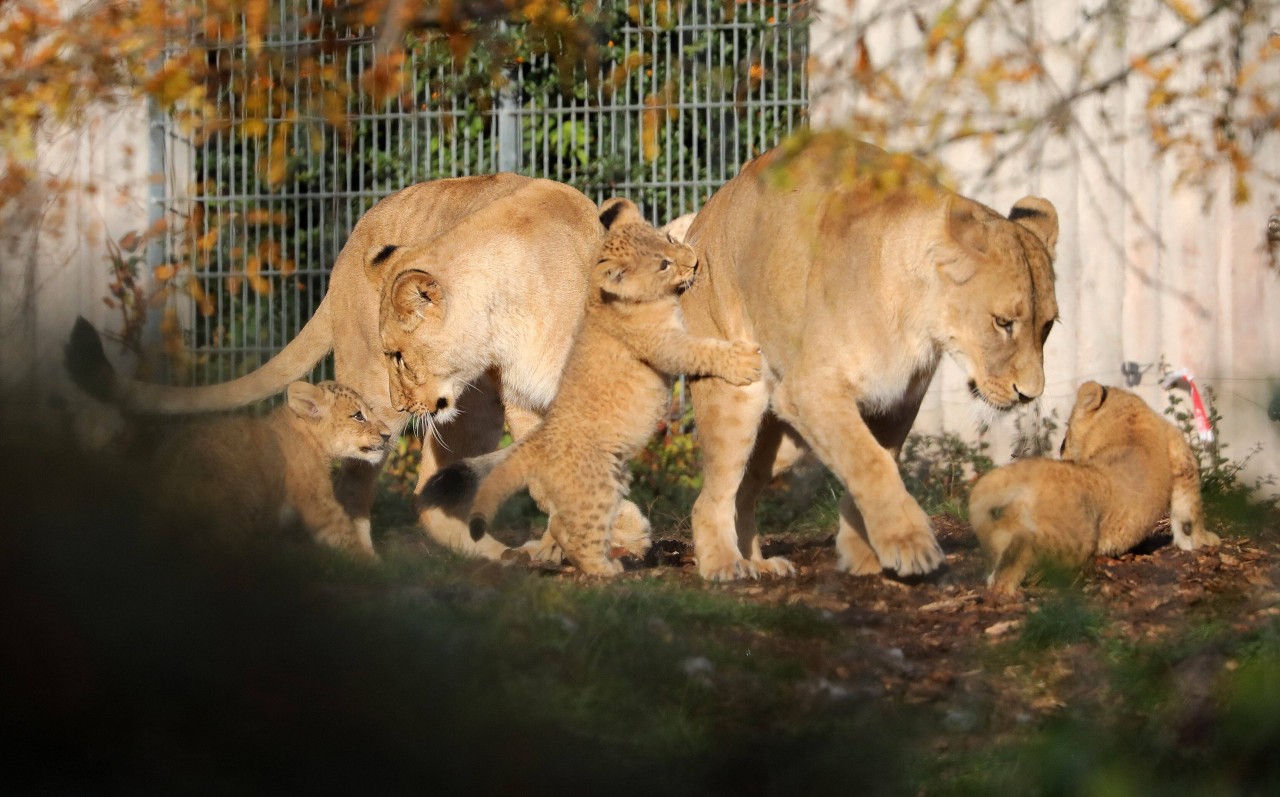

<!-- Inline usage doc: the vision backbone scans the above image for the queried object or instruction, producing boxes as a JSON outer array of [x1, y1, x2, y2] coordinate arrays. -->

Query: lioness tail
[[64, 298, 334, 414]]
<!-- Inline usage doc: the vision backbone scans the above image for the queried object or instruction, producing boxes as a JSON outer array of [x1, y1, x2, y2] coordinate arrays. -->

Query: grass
[[8, 416, 1280, 794]]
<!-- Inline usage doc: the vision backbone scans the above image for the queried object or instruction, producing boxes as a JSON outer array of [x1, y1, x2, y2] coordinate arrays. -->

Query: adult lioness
[[681, 130, 1060, 581], [66, 173, 606, 558]]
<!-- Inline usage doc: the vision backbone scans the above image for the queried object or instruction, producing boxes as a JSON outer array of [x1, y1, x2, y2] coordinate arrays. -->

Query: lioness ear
[[391, 270, 444, 320], [1008, 197, 1058, 259], [286, 381, 330, 419], [1075, 381, 1107, 412], [939, 196, 990, 284], [363, 244, 401, 283], [599, 197, 645, 230]]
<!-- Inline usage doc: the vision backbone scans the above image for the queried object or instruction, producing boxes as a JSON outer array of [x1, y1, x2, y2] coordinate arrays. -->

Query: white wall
[[0, 105, 152, 440]]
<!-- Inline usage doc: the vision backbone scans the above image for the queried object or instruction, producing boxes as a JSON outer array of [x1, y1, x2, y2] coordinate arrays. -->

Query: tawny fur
[[151, 381, 391, 558], [678, 130, 1061, 580], [969, 381, 1220, 594], [466, 201, 762, 576], [65, 174, 611, 561]]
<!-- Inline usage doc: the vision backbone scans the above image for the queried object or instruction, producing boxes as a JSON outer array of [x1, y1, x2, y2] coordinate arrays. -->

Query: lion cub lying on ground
[[969, 381, 1220, 593], [464, 199, 763, 575], [151, 380, 391, 557]]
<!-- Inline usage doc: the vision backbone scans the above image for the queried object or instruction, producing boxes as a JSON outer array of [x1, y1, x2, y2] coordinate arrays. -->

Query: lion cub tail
[[467, 444, 534, 542]]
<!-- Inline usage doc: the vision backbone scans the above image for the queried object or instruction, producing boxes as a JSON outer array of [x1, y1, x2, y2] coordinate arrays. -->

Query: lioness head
[[363, 242, 489, 422], [286, 381, 392, 464], [594, 198, 698, 302], [935, 195, 1059, 409], [1058, 381, 1146, 463]]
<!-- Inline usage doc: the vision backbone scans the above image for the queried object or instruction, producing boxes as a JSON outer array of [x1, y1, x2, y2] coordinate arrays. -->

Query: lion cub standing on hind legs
[[463, 199, 763, 575], [969, 381, 1220, 594]]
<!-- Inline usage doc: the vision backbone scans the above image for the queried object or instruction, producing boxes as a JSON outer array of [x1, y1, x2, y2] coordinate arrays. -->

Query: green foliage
[[1011, 405, 1061, 460], [172, 1, 805, 383], [1164, 387, 1278, 528], [1016, 587, 1105, 652], [898, 431, 995, 517]]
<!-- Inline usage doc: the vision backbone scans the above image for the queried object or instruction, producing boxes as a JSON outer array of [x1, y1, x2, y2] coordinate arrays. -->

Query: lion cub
[[969, 381, 1220, 593], [465, 199, 763, 575], [152, 381, 391, 557]]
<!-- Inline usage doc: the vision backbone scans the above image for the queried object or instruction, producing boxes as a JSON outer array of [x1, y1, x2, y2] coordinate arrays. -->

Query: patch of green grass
[[1016, 587, 1106, 651]]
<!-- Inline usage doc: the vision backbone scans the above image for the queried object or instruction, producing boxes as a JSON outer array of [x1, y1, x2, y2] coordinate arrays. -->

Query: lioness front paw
[[751, 555, 796, 577], [721, 341, 763, 386], [696, 545, 760, 581], [870, 504, 944, 577]]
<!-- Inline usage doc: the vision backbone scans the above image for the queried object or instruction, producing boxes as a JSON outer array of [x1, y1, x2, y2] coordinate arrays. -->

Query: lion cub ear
[[1008, 197, 1058, 259], [363, 244, 402, 283], [390, 270, 445, 320], [287, 381, 331, 420], [1075, 381, 1108, 412], [599, 197, 645, 230]]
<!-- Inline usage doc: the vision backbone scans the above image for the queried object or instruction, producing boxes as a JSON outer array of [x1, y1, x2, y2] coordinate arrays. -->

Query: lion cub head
[[286, 381, 391, 465], [1059, 381, 1154, 462], [593, 197, 698, 303]]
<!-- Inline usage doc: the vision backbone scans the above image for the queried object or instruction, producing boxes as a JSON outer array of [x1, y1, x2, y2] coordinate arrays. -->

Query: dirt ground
[[497, 514, 1280, 734]]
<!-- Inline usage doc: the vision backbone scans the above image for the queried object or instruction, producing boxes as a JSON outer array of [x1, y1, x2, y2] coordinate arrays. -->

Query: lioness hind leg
[[413, 380, 508, 559], [689, 375, 772, 581], [334, 458, 380, 553], [737, 414, 799, 576], [1168, 433, 1219, 551], [834, 494, 882, 576]]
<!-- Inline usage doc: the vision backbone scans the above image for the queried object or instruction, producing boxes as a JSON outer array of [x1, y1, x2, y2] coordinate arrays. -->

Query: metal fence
[[151, 0, 808, 384]]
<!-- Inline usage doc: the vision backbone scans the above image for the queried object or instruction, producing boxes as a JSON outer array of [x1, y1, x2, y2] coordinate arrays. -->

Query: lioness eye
[[352, 411, 366, 422], [659, 259, 672, 271], [994, 316, 1014, 334]]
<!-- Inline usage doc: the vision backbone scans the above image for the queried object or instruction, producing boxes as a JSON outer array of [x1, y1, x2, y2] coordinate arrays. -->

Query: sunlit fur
[[678, 131, 1062, 581], [465, 210, 762, 575]]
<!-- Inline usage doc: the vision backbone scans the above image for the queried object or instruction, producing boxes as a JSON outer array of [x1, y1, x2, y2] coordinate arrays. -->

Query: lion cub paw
[[521, 530, 565, 563], [721, 341, 763, 386], [574, 555, 625, 577]]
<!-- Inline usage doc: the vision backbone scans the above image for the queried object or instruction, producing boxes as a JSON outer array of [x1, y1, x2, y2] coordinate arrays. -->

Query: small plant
[[1009, 404, 1060, 460], [1164, 386, 1278, 525], [898, 431, 995, 517]]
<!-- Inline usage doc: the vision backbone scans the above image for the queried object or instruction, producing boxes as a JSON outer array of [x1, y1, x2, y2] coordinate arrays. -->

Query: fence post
[[497, 72, 519, 174]]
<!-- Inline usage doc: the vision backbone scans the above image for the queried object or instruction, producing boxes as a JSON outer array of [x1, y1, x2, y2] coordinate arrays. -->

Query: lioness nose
[[434, 396, 449, 413], [1016, 389, 1037, 404], [380, 432, 392, 443]]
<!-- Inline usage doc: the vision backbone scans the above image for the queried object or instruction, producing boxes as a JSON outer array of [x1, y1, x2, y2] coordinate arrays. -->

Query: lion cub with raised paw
[[152, 381, 391, 558], [465, 199, 763, 576], [969, 381, 1220, 594]]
